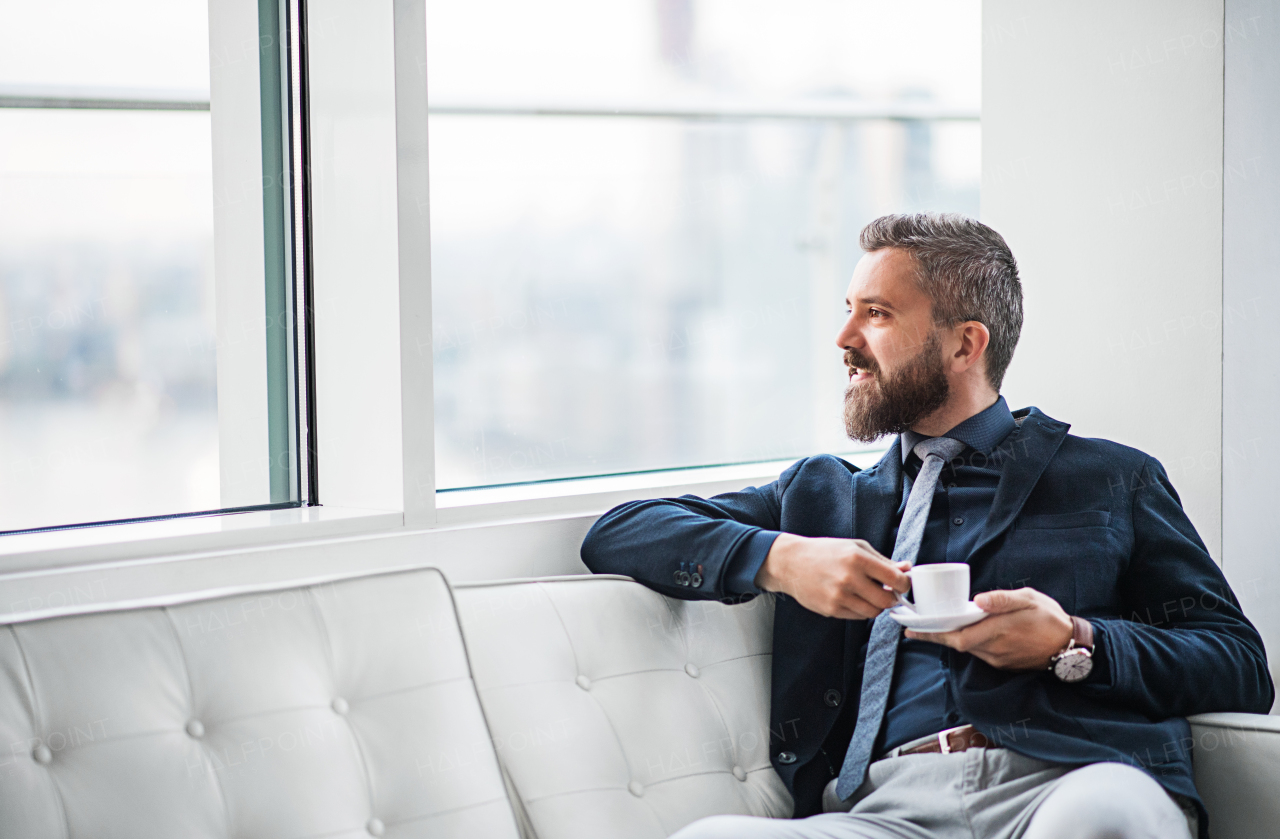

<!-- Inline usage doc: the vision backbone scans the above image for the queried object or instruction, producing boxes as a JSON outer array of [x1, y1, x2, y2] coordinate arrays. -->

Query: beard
[[842, 330, 950, 443]]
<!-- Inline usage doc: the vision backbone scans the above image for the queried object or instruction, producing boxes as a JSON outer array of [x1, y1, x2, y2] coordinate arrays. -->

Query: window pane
[[429, 0, 980, 489], [0, 0, 299, 531], [0, 0, 209, 91], [0, 109, 218, 529]]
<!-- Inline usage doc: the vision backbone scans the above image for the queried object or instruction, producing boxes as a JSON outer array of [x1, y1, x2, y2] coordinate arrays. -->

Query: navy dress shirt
[[723, 397, 1019, 754], [879, 396, 1016, 752]]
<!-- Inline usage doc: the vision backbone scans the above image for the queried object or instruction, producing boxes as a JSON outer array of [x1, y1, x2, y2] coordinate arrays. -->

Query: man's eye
[[869, 308, 885, 318]]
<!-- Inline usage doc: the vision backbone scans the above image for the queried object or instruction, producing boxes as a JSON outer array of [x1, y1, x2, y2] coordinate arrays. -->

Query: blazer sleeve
[[1082, 456, 1275, 716], [580, 459, 809, 601]]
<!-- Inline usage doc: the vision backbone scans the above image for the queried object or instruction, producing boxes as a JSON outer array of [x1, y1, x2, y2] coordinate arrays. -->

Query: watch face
[[1053, 650, 1093, 683]]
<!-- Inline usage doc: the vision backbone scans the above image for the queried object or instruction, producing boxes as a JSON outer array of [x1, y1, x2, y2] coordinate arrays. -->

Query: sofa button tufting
[[777, 751, 797, 765], [366, 817, 385, 836], [684, 663, 700, 678], [575, 675, 591, 690], [732, 765, 747, 781], [185, 720, 205, 738], [332, 697, 350, 715], [32, 744, 52, 764], [628, 781, 644, 797], [824, 689, 842, 708]]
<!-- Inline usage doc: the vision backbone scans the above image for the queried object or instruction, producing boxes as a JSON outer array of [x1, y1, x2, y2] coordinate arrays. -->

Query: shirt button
[[690, 572, 703, 587], [952, 517, 964, 526], [823, 689, 842, 708], [777, 751, 797, 765]]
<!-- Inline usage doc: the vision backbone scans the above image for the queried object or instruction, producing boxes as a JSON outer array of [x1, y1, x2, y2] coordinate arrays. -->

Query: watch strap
[[1070, 616, 1094, 651]]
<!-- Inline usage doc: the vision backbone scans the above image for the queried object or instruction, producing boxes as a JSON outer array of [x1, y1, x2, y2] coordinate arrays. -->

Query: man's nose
[[836, 316, 863, 351]]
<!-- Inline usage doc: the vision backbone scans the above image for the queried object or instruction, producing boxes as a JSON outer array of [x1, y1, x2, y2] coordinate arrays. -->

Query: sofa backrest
[[1188, 712, 1280, 839], [0, 567, 520, 839], [454, 576, 793, 839]]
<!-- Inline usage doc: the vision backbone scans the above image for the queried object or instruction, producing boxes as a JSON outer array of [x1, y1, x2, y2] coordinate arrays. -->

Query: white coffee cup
[[905, 563, 970, 616]]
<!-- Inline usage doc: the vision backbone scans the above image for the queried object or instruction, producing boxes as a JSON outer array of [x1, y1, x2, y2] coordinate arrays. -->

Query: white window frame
[[0, 0, 936, 614]]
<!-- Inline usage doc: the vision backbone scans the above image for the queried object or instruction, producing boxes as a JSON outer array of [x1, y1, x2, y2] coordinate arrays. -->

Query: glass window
[[0, 0, 306, 531], [428, 0, 981, 490]]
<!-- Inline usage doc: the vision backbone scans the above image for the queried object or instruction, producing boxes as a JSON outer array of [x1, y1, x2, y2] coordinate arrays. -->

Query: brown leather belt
[[894, 724, 994, 757]]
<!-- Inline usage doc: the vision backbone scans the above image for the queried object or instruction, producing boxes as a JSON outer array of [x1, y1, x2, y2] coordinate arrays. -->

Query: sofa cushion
[[0, 567, 519, 839], [455, 576, 793, 839]]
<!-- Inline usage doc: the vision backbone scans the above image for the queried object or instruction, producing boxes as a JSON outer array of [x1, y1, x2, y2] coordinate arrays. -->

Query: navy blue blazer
[[581, 407, 1273, 830]]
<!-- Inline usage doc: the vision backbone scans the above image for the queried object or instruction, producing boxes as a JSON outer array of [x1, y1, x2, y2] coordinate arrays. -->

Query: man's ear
[[951, 321, 991, 374]]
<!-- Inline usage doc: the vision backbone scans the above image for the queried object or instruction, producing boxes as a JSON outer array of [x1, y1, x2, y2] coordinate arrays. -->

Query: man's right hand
[[754, 533, 909, 620]]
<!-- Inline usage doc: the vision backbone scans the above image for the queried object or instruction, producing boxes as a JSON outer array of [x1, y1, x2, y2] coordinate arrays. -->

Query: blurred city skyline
[[0, 0, 981, 526], [427, 0, 981, 488], [0, 0, 218, 530]]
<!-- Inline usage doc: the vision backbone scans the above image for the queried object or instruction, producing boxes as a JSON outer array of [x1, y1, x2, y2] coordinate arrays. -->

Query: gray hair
[[859, 213, 1023, 391]]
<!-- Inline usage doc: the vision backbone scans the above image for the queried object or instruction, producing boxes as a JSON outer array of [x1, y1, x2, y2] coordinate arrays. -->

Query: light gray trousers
[[670, 747, 1196, 839]]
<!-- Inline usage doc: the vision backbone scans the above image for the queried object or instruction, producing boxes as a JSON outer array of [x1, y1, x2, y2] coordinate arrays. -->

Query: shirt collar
[[900, 395, 1016, 463]]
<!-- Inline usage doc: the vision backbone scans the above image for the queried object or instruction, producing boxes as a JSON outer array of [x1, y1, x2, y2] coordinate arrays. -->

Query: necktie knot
[[912, 436, 966, 464]]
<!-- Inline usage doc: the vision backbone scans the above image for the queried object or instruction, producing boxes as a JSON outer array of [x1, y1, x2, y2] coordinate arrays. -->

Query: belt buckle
[[936, 724, 968, 755]]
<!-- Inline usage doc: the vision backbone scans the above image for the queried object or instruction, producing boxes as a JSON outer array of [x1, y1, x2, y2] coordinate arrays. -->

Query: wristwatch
[[1049, 616, 1094, 683]]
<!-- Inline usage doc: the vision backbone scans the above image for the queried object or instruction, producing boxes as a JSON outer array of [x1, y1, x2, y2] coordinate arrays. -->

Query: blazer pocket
[[1017, 510, 1111, 530]]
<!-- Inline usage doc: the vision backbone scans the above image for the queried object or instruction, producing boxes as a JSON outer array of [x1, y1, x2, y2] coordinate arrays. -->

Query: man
[[580, 214, 1272, 839]]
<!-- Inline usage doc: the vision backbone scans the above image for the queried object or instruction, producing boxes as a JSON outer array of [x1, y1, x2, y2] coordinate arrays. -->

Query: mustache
[[843, 348, 880, 375]]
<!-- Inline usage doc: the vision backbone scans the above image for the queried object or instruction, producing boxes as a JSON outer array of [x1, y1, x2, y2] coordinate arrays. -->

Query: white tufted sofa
[[454, 576, 792, 838], [0, 565, 1275, 839], [0, 568, 518, 838]]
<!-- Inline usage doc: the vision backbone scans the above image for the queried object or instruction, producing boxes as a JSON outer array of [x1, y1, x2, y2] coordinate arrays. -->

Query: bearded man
[[580, 213, 1272, 839]]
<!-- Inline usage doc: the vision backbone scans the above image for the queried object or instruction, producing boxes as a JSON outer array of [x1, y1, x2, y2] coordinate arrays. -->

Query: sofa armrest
[[1188, 712, 1280, 839]]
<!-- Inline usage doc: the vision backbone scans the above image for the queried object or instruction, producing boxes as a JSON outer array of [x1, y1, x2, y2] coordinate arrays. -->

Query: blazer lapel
[[969, 407, 1071, 558], [852, 438, 903, 555]]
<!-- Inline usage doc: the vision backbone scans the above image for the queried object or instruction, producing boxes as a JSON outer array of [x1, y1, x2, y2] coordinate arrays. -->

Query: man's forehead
[[846, 249, 923, 305]]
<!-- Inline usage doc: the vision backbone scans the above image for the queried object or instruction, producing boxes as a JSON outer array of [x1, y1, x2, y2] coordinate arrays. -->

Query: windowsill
[[434, 449, 888, 526], [0, 450, 890, 577], [0, 505, 402, 576]]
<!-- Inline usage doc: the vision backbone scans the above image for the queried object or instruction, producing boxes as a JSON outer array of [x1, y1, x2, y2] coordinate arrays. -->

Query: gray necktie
[[835, 436, 967, 800]]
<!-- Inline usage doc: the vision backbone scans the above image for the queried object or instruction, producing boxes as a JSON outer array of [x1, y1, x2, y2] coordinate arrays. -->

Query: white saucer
[[889, 601, 987, 633]]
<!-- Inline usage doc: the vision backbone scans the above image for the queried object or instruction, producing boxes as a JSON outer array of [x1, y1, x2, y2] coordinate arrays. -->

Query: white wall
[[985, 0, 1225, 558], [987, 0, 1280, 701], [1222, 0, 1280, 698]]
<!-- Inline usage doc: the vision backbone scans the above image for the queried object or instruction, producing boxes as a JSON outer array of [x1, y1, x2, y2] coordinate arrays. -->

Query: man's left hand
[[905, 587, 1074, 671]]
